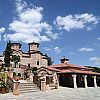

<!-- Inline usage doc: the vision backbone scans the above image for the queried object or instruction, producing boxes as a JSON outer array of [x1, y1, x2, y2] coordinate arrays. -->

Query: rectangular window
[[37, 61, 39, 66]]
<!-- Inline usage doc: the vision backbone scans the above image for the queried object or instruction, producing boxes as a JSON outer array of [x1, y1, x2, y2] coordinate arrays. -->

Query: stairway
[[20, 81, 40, 94]]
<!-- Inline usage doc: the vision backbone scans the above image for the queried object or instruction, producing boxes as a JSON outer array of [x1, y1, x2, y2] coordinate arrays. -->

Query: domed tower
[[28, 42, 39, 52], [11, 43, 22, 51]]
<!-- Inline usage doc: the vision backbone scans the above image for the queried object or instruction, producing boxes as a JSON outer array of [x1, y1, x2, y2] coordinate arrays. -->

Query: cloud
[[69, 52, 75, 55], [4, 0, 58, 43], [0, 27, 5, 33], [54, 46, 61, 53], [44, 47, 51, 51], [0, 27, 5, 41], [98, 37, 100, 40], [54, 13, 99, 31], [78, 47, 94, 52], [0, 35, 1, 41], [89, 57, 100, 66]]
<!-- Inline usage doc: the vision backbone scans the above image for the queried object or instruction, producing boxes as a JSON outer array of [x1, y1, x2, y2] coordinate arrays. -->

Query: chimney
[[60, 56, 69, 64]]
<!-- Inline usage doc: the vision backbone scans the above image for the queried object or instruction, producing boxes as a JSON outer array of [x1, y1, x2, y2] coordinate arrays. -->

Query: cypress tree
[[45, 54, 53, 66], [4, 41, 12, 67], [47, 56, 53, 66]]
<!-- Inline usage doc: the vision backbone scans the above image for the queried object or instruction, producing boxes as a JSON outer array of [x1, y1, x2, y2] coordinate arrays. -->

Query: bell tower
[[28, 42, 39, 52], [11, 43, 22, 51]]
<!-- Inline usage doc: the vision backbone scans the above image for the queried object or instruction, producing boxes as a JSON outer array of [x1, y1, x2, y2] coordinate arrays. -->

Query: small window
[[28, 63, 30, 68], [37, 61, 39, 66]]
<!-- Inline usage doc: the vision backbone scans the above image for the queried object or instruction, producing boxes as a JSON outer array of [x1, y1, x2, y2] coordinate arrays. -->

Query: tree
[[45, 54, 53, 66], [47, 56, 53, 66], [11, 55, 20, 67], [4, 41, 12, 67], [32, 67, 38, 75], [11, 55, 20, 62], [85, 66, 100, 73]]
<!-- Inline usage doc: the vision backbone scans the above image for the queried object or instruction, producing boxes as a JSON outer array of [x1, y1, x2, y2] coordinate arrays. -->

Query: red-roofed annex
[[37, 57, 100, 88]]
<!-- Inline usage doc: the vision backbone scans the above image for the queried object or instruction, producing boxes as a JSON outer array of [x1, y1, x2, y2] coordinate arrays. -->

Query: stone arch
[[38, 69, 50, 76]]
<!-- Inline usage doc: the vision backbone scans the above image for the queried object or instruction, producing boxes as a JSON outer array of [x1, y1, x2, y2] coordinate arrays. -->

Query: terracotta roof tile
[[45, 63, 100, 75], [57, 69, 100, 75], [71, 69, 100, 75], [49, 63, 91, 69], [41, 66, 60, 72]]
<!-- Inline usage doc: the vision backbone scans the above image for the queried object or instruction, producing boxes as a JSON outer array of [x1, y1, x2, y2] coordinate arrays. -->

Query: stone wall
[[20, 57, 31, 66]]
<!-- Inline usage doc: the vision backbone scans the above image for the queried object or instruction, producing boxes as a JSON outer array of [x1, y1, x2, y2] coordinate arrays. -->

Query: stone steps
[[20, 81, 40, 94]]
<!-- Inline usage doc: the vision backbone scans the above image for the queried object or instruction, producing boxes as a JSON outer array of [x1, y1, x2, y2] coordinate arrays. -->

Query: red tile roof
[[42, 66, 60, 72], [49, 63, 92, 70], [45, 63, 100, 75], [71, 69, 100, 75], [57, 69, 100, 75]]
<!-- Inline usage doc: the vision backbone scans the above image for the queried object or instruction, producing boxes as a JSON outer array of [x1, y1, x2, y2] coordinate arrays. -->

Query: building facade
[[0, 42, 48, 68], [0, 42, 48, 77]]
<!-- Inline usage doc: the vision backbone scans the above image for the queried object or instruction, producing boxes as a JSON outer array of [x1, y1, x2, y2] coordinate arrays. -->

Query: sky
[[0, 0, 100, 67]]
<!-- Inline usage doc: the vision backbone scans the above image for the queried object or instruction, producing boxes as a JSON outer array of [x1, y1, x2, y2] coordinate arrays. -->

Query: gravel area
[[0, 87, 100, 100]]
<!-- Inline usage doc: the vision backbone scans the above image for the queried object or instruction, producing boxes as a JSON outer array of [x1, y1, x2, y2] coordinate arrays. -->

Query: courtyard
[[0, 87, 100, 100]]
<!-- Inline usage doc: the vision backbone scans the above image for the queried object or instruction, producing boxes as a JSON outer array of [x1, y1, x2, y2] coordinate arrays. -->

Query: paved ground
[[0, 87, 100, 100]]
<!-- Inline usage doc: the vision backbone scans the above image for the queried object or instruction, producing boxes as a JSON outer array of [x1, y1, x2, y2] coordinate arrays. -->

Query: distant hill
[[85, 66, 100, 73]]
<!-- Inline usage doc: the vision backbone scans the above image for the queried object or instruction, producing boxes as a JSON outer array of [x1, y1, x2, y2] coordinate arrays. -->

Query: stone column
[[18, 62, 20, 68], [57, 75, 60, 88], [72, 74, 77, 88], [40, 76, 46, 91], [93, 76, 97, 87], [83, 75, 88, 88], [4, 71, 8, 83], [9, 71, 13, 78], [13, 80, 20, 95], [53, 73, 59, 89], [29, 72, 33, 82]]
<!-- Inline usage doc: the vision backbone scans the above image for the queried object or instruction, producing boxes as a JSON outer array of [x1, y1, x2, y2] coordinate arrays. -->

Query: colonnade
[[72, 74, 98, 88]]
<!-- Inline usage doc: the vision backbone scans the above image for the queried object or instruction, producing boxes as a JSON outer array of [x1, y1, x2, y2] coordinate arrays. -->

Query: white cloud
[[0, 27, 5, 33], [54, 13, 99, 31], [98, 37, 100, 40], [89, 57, 100, 66], [69, 52, 75, 55], [15, 0, 27, 13], [46, 31, 59, 40], [78, 47, 94, 52], [0, 27, 5, 41], [54, 46, 61, 53], [0, 35, 1, 41], [4, 0, 58, 43], [44, 47, 51, 51]]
